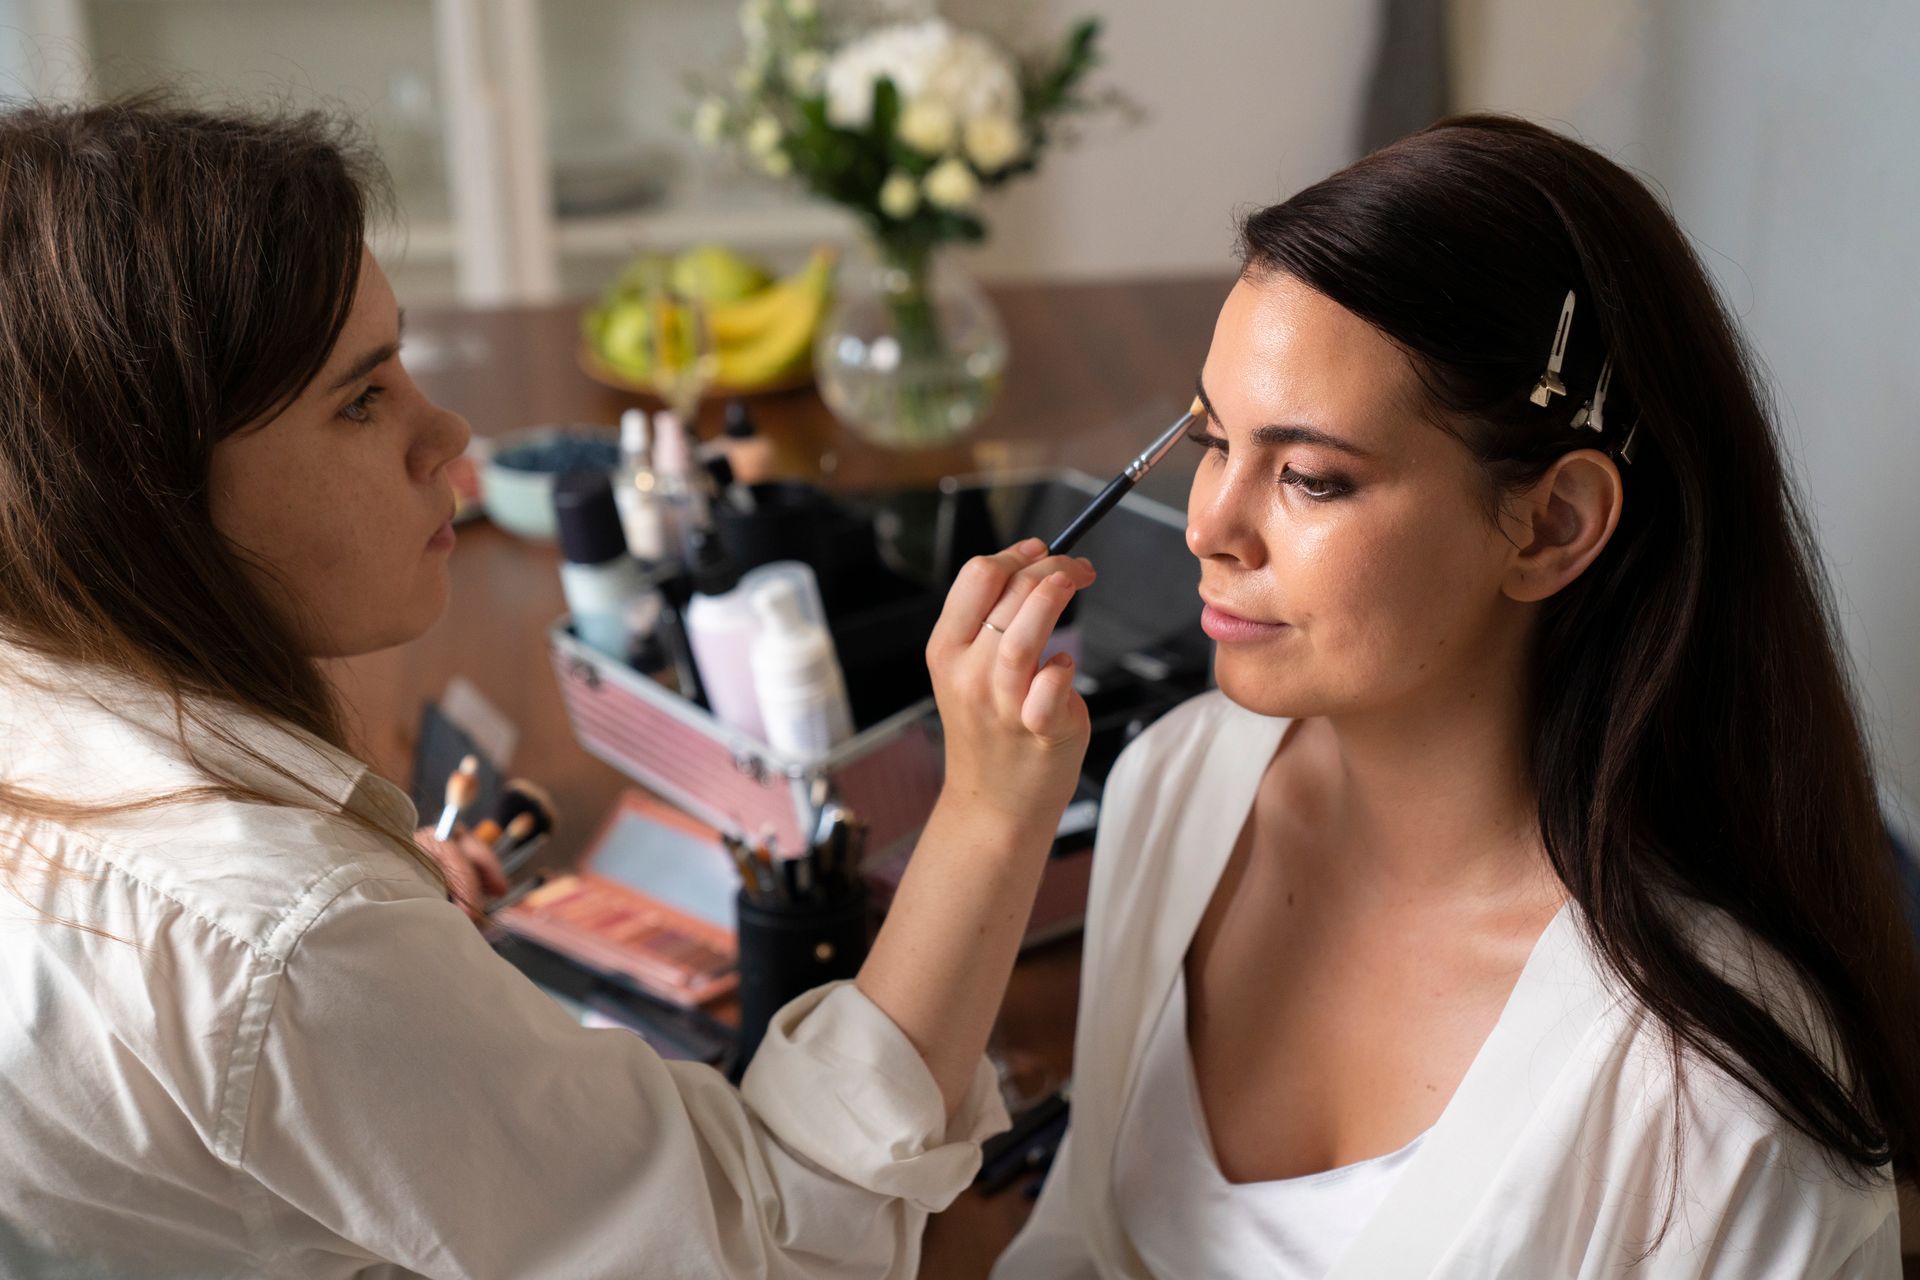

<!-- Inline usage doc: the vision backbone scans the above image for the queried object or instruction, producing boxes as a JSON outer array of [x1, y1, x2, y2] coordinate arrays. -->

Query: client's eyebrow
[[1194, 374, 1375, 459], [325, 308, 406, 393]]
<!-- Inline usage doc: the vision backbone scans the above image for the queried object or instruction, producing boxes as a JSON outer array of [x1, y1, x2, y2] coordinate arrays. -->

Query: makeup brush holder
[[729, 882, 871, 1078]]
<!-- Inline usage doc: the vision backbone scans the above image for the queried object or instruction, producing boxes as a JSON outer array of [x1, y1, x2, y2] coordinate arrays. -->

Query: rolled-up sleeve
[[237, 874, 1009, 1279]]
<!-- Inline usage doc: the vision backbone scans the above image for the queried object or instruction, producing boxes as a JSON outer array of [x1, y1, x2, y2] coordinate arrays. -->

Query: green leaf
[[870, 76, 901, 147]]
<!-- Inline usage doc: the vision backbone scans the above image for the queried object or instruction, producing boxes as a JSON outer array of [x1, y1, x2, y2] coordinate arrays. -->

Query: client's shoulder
[[1090, 691, 1285, 883], [1105, 689, 1280, 805]]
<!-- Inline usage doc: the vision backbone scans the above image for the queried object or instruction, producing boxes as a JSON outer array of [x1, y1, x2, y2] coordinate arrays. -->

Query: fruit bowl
[[580, 244, 837, 405], [575, 345, 815, 400]]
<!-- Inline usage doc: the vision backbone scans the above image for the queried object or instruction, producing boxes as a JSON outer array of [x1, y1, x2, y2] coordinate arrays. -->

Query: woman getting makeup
[[0, 100, 1094, 1278], [995, 115, 1919, 1278]]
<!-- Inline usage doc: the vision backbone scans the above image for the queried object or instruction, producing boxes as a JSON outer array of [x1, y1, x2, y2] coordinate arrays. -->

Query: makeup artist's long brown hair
[[1238, 114, 1919, 1200], [0, 96, 446, 891]]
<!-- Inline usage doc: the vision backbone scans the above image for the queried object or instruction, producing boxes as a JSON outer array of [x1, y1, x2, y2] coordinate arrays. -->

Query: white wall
[[1453, 0, 1920, 806], [950, 0, 1376, 282]]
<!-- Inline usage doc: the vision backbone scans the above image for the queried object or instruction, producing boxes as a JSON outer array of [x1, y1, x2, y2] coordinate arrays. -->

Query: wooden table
[[328, 273, 1231, 1278]]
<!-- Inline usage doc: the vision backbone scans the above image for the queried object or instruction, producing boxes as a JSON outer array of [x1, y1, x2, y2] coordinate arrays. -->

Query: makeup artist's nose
[[1186, 465, 1269, 570]]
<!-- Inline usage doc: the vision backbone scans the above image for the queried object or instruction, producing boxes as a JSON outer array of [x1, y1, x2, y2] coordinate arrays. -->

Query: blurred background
[[0, 0, 1914, 813]]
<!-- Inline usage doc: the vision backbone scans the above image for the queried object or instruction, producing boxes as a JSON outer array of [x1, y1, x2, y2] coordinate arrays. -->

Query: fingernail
[[1017, 538, 1046, 557], [1050, 572, 1073, 588]]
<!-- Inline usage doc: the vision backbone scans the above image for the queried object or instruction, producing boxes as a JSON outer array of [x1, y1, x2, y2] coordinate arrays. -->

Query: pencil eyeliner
[[1046, 396, 1204, 556]]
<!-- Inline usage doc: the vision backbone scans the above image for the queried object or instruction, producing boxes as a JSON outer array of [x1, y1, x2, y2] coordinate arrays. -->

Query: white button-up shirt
[[0, 650, 1006, 1278]]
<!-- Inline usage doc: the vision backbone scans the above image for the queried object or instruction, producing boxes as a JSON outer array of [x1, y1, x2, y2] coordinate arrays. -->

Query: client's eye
[[1280, 465, 1351, 501], [1185, 425, 1226, 454]]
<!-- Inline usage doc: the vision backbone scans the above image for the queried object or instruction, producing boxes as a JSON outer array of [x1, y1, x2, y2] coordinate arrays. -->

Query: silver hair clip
[[1616, 419, 1642, 465], [1570, 356, 1613, 432], [1529, 290, 1576, 407]]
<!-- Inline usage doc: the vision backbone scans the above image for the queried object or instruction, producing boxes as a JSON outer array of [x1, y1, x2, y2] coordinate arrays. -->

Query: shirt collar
[[0, 638, 415, 835]]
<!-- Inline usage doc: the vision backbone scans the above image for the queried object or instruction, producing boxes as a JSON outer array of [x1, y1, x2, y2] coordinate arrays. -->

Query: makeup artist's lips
[[1200, 601, 1290, 644]]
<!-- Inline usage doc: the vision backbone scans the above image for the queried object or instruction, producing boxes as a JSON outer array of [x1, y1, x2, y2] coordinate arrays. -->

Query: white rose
[[784, 50, 826, 96], [733, 62, 765, 95], [878, 170, 920, 219], [963, 113, 1024, 172], [896, 98, 956, 155], [822, 19, 1021, 130], [924, 29, 1022, 122], [923, 156, 980, 212], [758, 149, 793, 177], [744, 114, 783, 157], [785, 0, 817, 18], [692, 97, 729, 146]]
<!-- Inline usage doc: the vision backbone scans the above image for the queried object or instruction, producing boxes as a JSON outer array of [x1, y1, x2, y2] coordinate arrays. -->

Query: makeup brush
[[494, 811, 536, 855], [495, 813, 543, 879], [1046, 397, 1204, 556], [434, 755, 480, 842], [471, 779, 557, 850], [486, 872, 546, 916]]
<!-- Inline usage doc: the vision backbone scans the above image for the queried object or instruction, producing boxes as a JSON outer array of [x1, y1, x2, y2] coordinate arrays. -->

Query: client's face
[[210, 250, 471, 658], [1187, 273, 1523, 719]]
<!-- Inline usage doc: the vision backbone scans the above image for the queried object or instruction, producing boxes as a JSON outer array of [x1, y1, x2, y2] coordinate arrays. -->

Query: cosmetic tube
[[553, 470, 662, 666]]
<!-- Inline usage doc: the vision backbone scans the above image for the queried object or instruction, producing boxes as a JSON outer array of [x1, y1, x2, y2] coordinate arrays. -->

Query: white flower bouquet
[[689, 1, 1112, 445], [693, 2, 1107, 254]]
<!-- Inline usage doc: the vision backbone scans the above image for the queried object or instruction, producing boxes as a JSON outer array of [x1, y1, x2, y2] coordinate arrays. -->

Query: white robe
[[994, 692, 1900, 1278], [0, 651, 1006, 1278]]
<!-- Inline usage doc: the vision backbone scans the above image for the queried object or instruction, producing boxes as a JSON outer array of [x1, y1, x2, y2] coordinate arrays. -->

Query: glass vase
[[814, 237, 1008, 450]]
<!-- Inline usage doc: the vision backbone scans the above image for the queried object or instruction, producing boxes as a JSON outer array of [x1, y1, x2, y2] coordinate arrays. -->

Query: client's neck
[[1293, 653, 1553, 904]]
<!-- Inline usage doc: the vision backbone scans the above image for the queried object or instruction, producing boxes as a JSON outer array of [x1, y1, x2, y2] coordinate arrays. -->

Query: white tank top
[[1112, 972, 1426, 1278]]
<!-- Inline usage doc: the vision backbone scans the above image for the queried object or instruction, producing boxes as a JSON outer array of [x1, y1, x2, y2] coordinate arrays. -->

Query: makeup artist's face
[[1186, 274, 1526, 719], [210, 250, 470, 658]]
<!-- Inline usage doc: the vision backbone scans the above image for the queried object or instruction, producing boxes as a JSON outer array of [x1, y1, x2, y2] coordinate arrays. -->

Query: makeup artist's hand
[[414, 827, 509, 925], [926, 537, 1095, 827], [860, 539, 1094, 1115]]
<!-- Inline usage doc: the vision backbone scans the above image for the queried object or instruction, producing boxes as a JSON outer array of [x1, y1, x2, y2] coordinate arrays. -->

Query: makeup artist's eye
[[1280, 465, 1351, 502], [340, 385, 384, 423]]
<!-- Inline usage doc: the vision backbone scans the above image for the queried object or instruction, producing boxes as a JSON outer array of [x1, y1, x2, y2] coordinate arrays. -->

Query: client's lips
[[1200, 599, 1289, 643]]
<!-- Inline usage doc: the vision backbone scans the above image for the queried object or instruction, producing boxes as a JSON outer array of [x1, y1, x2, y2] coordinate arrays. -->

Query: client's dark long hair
[[1239, 114, 1919, 1189]]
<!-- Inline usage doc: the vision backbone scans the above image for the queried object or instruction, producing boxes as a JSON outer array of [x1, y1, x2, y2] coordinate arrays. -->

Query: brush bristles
[[490, 780, 557, 840], [443, 756, 481, 812]]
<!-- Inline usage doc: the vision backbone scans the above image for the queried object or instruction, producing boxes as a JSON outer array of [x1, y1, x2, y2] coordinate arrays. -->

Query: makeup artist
[[0, 100, 1093, 1279]]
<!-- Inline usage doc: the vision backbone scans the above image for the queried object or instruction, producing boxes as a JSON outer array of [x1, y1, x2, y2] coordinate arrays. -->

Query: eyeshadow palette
[[498, 872, 738, 1009]]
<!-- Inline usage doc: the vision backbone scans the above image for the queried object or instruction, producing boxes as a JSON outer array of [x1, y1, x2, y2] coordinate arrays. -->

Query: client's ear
[[1499, 449, 1623, 604]]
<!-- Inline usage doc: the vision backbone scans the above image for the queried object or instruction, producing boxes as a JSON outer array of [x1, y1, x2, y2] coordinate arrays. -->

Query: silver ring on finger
[[981, 620, 1005, 635]]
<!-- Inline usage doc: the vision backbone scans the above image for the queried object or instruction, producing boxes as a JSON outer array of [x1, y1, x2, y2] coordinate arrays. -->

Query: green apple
[[669, 243, 771, 304]]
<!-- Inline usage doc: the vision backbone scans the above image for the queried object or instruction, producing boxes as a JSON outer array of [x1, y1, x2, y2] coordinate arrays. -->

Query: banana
[[704, 247, 836, 352]]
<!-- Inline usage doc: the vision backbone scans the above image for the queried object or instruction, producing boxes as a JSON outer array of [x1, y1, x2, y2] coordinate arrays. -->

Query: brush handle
[[1047, 472, 1134, 556], [498, 833, 549, 880]]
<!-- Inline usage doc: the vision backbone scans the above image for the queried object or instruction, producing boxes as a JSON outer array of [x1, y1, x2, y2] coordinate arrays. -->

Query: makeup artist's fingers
[[927, 539, 1047, 653], [414, 828, 493, 924], [1023, 652, 1086, 744], [458, 832, 510, 898], [981, 555, 1096, 633], [991, 572, 1079, 715]]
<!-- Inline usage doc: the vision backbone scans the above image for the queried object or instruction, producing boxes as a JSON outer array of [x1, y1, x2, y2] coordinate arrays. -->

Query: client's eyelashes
[[1185, 424, 1225, 454], [1280, 466, 1352, 502], [1185, 426, 1353, 502]]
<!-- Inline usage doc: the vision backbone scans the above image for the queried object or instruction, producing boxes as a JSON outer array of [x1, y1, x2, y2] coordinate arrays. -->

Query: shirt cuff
[[740, 980, 1011, 1212]]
